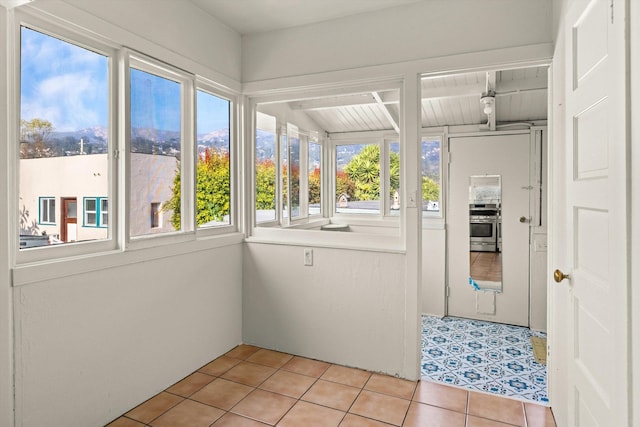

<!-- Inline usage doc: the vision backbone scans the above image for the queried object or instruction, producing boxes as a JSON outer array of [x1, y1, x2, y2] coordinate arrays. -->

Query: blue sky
[[21, 27, 229, 134]]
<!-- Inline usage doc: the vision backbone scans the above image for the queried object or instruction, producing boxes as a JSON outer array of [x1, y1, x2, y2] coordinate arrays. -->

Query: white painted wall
[[243, 243, 409, 377], [0, 5, 14, 427], [14, 245, 243, 427], [242, 0, 553, 83], [421, 228, 446, 317], [61, 0, 242, 85]]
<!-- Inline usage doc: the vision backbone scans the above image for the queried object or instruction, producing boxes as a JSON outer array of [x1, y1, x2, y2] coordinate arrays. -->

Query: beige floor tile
[[190, 378, 254, 410], [226, 344, 261, 360], [302, 379, 361, 411], [466, 414, 520, 427], [468, 392, 525, 426], [321, 365, 372, 388], [231, 389, 297, 425], [198, 355, 242, 376], [166, 372, 215, 397], [105, 417, 146, 427], [281, 356, 331, 378], [338, 414, 392, 427], [412, 380, 468, 413], [124, 392, 183, 424], [212, 412, 271, 426], [259, 369, 317, 398], [277, 401, 345, 427], [221, 361, 277, 387], [403, 401, 465, 427], [349, 390, 410, 426], [364, 374, 416, 400], [247, 349, 294, 369], [149, 399, 225, 427], [524, 402, 556, 427]]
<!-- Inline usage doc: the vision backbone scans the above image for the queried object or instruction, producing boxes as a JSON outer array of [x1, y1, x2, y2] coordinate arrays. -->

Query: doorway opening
[[419, 65, 549, 403]]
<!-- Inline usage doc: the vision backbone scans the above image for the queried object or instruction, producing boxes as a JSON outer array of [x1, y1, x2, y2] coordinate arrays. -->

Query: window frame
[[330, 131, 400, 221], [193, 79, 238, 236], [12, 12, 119, 265], [82, 197, 108, 228], [124, 51, 195, 248], [38, 196, 56, 225]]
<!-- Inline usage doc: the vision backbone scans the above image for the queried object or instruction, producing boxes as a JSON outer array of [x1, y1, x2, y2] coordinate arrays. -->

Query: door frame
[[60, 197, 77, 243]]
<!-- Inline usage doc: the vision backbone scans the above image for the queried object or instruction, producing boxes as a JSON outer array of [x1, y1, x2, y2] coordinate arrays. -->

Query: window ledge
[[247, 227, 405, 254], [12, 232, 244, 287]]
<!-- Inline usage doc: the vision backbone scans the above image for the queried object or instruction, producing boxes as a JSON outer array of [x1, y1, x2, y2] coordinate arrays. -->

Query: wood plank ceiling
[[284, 66, 548, 134]]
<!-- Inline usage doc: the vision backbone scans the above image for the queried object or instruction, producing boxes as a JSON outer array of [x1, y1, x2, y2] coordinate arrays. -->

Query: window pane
[[336, 143, 380, 214], [389, 142, 400, 215], [101, 199, 108, 226], [84, 198, 97, 226], [129, 67, 181, 237], [196, 90, 231, 228], [308, 140, 321, 216], [255, 112, 277, 223], [288, 124, 300, 218], [19, 27, 109, 249], [421, 138, 441, 214]]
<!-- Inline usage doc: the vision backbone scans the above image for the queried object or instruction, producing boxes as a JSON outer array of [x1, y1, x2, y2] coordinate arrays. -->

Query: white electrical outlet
[[304, 248, 313, 266]]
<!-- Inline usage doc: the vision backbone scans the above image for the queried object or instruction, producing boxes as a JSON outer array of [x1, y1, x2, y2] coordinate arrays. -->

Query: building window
[[18, 25, 110, 253], [39, 197, 56, 225], [421, 137, 442, 215], [84, 198, 97, 226], [150, 202, 162, 228], [83, 197, 108, 227], [129, 58, 185, 238], [101, 198, 109, 226]]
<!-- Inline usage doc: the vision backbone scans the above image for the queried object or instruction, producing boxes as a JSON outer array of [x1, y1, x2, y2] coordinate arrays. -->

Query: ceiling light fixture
[[480, 91, 495, 116]]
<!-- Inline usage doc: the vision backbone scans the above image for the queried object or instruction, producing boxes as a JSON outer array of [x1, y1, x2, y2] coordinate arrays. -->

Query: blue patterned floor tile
[[421, 315, 548, 405]]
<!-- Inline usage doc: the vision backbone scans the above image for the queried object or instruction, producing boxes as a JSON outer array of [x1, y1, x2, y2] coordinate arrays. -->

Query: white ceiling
[[189, 0, 424, 34]]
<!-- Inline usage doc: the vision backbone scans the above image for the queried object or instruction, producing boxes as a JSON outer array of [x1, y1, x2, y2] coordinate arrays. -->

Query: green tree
[[422, 176, 440, 203], [20, 118, 54, 158], [344, 144, 380, 201], [256, 159, 276, 210], [164, 148, 231, 229]]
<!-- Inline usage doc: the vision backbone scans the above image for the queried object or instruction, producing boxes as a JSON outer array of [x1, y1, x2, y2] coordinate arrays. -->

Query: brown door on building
[[60, 198, 77, 242]]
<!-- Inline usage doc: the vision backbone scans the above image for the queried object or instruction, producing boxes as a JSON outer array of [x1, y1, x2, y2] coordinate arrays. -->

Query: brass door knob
[[553, 269, 569, 283]]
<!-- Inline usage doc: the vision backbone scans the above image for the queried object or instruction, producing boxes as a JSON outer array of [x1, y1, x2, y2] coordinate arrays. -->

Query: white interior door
[[447, 134, 530, 326], [552, 0, 629, 425]]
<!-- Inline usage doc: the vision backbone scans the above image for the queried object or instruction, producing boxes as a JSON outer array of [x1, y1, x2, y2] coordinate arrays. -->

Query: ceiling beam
[[372, 91, 399, 133]]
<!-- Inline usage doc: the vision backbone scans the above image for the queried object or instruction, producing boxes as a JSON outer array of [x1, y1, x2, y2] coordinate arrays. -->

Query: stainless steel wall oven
[[469, 203, 498, 252]]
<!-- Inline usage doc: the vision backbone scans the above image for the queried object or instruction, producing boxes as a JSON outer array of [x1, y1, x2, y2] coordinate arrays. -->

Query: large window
[[14, 16, 237, 263], [19, 26, 110, 251]]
